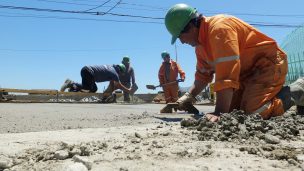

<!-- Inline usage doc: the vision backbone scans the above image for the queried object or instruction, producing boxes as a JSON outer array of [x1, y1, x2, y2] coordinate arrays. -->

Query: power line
[[34, 0, 164, 11], [83, 0, 111, 12], [0, 10, 302, 28], [0, 4, 95, 15], [0, 4, 302, 27], [120, 2, 167, 10], [0, 12, 163, 24], [0, 4, 163, 19], [101, 0, 121, 15], [36, 0, 98, 7], [11, 1, 304, 18]]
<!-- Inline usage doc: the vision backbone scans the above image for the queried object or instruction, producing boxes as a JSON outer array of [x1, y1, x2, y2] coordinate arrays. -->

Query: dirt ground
[[0, 103, 303, 171]]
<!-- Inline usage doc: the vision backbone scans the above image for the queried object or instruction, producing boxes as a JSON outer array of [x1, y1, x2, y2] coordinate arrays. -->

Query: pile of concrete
[[181, 106, 304, 165], [0, 141, 103, 170]]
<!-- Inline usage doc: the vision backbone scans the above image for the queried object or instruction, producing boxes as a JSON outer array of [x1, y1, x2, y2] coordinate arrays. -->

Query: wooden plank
[[0, 88, 104, 97], [0, 88, 58, 95]]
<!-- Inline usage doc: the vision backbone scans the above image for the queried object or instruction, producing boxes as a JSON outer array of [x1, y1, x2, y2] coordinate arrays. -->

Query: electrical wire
[[100, 0, 121, 15], [0, 12, 163, 24], [0, 4, 163, 19], [83, 0, 111, 12], [0, 4, 302, 27]]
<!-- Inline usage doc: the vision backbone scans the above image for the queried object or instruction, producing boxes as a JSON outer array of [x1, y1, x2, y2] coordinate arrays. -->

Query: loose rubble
[[181, 106, 304, 165]]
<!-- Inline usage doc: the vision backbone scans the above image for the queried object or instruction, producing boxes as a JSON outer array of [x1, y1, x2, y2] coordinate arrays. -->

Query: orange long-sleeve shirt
[[195, 15, 286, 92], [159, 59, 185, 85]]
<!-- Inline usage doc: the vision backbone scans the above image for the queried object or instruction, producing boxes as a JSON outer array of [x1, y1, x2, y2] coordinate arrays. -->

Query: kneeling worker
[[164, 3, 304, 121], [60, 64, 135, 102]]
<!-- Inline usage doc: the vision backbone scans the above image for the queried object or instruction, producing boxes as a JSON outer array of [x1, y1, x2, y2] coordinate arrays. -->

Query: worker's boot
[[60, 79, 74, 92], [276, 86, 295, 112], [101, 94, 117, 103], [289, 77, 304, 115], [277, 77, 304, 114], [289, 77, 304, 106]]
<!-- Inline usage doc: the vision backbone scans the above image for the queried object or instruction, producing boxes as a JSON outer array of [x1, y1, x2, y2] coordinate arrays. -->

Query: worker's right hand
[[176, 92, 196, 109], [205, 113, 220, 122]]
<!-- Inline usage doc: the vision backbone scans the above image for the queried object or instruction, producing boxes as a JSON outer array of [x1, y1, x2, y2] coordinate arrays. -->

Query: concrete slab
[[0, 103, 214, 134]]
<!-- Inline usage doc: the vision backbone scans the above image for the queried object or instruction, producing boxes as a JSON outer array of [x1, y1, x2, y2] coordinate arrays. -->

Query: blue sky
[[1, 0, 304, 93]]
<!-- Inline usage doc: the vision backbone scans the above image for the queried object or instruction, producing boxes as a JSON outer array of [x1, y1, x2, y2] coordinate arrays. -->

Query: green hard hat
[[161, 51, 170, 59], [122, 56, 130, 63], [118, 63, 126, 73], [165, 4, 197, 44]]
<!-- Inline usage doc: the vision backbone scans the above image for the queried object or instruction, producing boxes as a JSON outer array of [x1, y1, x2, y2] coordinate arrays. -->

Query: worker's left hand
[[205, 113, 220, 122]]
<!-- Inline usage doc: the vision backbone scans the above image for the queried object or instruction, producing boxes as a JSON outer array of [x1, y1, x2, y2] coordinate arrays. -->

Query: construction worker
[[158, 51, 185, 103], [60, 64, 134, 103], [164, 3, 304, 121], [119, 56, 137, 102]]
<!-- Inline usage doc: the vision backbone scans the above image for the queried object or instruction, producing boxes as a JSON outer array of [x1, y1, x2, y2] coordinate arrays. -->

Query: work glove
[[176, 92, 196, 110]]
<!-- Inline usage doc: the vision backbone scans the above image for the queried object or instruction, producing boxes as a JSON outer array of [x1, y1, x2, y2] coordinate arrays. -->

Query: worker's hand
[[176, 92, 196, 109], [180, 78, 185, 82], [205, 113, 220, 122]]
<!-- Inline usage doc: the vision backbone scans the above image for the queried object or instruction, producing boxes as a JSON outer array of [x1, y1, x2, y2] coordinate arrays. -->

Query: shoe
[[289, 77, 304, 106], [276, 86, 295, 111], [101, 94, 116, 103], [297, 105, 304, 115], [60, 79, 74, 92]]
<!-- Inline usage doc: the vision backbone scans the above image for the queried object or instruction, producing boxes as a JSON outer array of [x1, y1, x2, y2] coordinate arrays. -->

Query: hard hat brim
[[171, 36, 178, 45]]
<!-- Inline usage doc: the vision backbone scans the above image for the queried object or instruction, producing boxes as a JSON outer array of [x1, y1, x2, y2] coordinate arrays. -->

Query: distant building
[[281, 25, 304, 84]]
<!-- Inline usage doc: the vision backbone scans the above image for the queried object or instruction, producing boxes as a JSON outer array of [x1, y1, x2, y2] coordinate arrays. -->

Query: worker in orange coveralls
[[164, 3, 304, 122], [158, 51, 185, 103]]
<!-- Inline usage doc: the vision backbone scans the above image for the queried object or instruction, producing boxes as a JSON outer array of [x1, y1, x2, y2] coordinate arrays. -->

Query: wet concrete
[[0, 103, 214, 133]]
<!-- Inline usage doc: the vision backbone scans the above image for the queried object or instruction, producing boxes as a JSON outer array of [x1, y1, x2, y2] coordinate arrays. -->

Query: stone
[[62, 163, 88, 171], [264, 134, 280, 144], [0, 156, 13, 169], [54, 150, 69, 160], [72, 155, 93, 170]]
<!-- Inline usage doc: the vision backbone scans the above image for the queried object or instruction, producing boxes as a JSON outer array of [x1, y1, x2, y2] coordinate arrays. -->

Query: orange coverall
[[159, 59, 186, 103], [195, 15, 287, 119]]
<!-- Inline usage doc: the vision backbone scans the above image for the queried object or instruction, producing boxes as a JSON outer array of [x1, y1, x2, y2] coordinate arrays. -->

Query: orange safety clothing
[[159, 59, 186, 103], [195, 15, 287, 119]]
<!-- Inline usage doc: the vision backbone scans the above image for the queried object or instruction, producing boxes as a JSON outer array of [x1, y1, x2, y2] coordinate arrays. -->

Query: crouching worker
[[164, 4, 304, 121], [60, 64, 136, 103]]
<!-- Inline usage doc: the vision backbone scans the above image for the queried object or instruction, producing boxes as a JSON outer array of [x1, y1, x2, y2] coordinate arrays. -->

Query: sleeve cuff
[[214, 80, 239, 92]]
